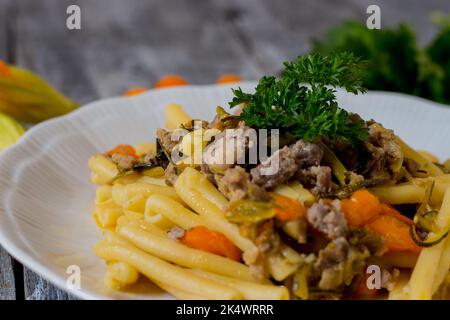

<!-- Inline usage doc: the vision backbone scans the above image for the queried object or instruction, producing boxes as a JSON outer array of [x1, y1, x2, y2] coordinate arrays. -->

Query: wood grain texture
[[0, 1, 7, 60], [15, 0, 98, 105], [24, 269, 77, 300], [0, 0, 15, 62], [0, 248, 16, 300], [0, 0, 18, 301], [0, 0, 449, 300]]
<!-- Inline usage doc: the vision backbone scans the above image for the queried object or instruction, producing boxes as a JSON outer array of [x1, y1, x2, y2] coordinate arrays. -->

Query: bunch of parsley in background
[[312, 16, 450, 105]]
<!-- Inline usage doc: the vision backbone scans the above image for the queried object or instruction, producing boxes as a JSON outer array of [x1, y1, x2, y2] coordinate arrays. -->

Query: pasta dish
[[88, 53, 450, 300]]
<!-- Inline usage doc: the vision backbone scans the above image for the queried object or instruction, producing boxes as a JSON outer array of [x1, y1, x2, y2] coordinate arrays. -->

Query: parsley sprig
[[229, 53, 369, 145]]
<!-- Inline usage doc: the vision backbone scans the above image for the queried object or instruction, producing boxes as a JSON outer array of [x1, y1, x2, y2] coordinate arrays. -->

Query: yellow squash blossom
[[0, 60, 79, 123], [0, 111, 25, 151]]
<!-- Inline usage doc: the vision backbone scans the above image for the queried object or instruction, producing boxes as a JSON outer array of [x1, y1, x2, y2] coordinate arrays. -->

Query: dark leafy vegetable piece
[[226, 199, 276, 223], [348, 227, 385, 255], [179, 119, 209, 131], [212, 106, 241, 129], [318, 141, 348, 185], [134, 139, 170, 170], [110, 139, 170, 182], [411, 216, 449, 247], [154, 138, 171, 169], [325, 177, 387, 199], [411, 179, 450, 247]]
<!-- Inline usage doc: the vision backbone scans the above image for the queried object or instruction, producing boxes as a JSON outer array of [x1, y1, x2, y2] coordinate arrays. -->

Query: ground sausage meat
[[291, 140, 323, 167], [307, 199, 348, 239], [109, 153, 137, 171], [250, 140, 324, 189], [365, 123, 403, 177], [313, 237, 367, 290], [156, 128, 181, 153], [217, 166, 249, 201], [250, 146, 299, 189], [296, 165, 332, 195], [216, 166, 270, 202]]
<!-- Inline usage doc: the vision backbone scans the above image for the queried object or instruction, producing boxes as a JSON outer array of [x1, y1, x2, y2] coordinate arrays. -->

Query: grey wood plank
[[70, 0, 265, 96], [0, 0, 14, 61], [24, 269, 77, 300], [15, 0, 99, 104], [0, 247, 16, 300], [13, 0, 99, 300], [0, 0, 19, 301], [0, 1, 7, 61]]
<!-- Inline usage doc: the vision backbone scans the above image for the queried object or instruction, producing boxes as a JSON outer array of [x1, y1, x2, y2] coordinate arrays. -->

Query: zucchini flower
[[0, 111, 25, 151], [0, 60, 79, 123]]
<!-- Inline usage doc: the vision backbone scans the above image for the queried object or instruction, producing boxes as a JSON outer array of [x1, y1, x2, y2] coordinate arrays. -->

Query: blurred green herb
[[229, 53, 369, 145], [312, 18, 450, 105]]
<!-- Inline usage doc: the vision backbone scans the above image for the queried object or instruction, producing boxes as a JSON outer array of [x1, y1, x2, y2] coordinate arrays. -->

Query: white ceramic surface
[[0, 82, 449, 300]]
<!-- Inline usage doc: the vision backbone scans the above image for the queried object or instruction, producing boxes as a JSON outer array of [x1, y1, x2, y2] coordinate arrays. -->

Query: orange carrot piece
[[216, 74, 242, 84], [154, 75, 188, 88], [124, 87, 147, 96], [181, 226, 242, 261], [271, 193, 307, 222], [107, 144, 138, 158], [368, 215, 421, 254], [341, 190, 382, 227]]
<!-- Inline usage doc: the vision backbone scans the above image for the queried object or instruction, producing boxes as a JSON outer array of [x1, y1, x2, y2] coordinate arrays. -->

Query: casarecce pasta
[[88, 54, 450, 300]]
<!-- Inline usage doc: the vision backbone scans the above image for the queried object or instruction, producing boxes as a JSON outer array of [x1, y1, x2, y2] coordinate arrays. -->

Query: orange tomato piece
[[0, 60, 11, 77], [181, 226, 242, 261], [379, 203, 414, 226], [271, 193, 307, 222], [124, 87, 147, 96], [216, 74, 242, 84], [340, 190, 382, 227], [154, 75, 188, 88], [107, 144, 138, 158], [368, 215, 421, 254]]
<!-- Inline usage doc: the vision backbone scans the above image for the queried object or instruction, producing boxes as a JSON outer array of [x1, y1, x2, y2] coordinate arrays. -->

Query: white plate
[[0, 82, 449, 300]]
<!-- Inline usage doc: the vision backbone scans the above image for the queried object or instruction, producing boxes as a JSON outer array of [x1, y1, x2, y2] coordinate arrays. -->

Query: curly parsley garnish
[[229, 53, 369, 145]]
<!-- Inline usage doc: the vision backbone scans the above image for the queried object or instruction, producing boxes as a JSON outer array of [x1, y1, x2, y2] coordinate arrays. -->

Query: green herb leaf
[[229, 53, 369, 145]]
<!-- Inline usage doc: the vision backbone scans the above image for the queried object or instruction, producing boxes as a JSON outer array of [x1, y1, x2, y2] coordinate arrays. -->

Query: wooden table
[[0, 0, 448, 300]]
